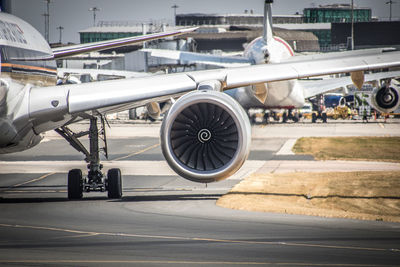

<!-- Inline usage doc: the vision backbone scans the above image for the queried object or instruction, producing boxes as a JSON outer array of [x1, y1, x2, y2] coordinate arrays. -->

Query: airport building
[[79, 21, 169, 44], [303, 4, 371, 23], [302, 4, 372, 50], [175, 13, 303, 26]]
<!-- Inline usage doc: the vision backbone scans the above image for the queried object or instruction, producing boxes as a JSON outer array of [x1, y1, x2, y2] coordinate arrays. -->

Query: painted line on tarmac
[[0, 172, 56, 192], [276, 138, 297, 155], [0, 259, 393, 266], [113, 143, 160, 161], [0, 223, 397, 254], [1, 160, 400, 175]]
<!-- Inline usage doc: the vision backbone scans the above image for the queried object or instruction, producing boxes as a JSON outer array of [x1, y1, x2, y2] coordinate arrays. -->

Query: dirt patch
[[217, 171, 400, 222], [293, 137, 400, 162]]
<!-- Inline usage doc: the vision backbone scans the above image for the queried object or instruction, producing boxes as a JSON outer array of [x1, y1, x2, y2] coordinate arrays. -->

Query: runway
[[0, 122, 399, 266]]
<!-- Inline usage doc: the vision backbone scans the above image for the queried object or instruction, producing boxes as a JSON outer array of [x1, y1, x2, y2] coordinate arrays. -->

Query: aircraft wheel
[[282, 112, 288, 123], [312, 113, 316, 123], [107, 168, 122, 199], [68, 169, 83, 200], [322, 113, 327, 123], [292, 113, 299, 123]]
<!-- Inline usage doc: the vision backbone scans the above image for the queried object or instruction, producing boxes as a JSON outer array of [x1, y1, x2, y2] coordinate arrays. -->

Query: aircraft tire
[[107, 168, 122, 199], [282, 112, 287, 123], [322, 113, 327, 123], [68, 169, 83, 200], [312, 113, 316, 123], [292, 113, 299, 123]]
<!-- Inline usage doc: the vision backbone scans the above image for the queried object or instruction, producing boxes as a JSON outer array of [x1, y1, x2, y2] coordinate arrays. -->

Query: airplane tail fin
[[263, 0, 274, 44]]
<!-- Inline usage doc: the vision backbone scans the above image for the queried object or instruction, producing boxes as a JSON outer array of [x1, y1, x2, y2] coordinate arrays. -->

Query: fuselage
[[228, 35, 305, 109], [0, 12, 58, 153]]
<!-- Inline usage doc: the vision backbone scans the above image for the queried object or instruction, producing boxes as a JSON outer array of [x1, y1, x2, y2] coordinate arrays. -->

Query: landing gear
[[68, 169, 83, 199], [56, 116, 122, 200], [107, 168, 122, 199], [311, 111, 327, 123], [310, 94, 327, 123], [282, 109, 300, 123]]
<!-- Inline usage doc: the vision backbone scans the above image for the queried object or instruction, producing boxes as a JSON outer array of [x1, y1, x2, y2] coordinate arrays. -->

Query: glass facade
[[303, 6, 371, 50], [304, 7, 371, 23], [80, 32, 141, 44]]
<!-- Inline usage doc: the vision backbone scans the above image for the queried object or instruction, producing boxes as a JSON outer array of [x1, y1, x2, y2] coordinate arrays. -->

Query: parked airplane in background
[[144, 0, 400, 120], [1, 1, 400, 200]]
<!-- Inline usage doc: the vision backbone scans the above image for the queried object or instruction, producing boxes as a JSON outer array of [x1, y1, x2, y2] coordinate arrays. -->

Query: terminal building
[[69, 3, 399, 72], [303, 4, 371, 23]]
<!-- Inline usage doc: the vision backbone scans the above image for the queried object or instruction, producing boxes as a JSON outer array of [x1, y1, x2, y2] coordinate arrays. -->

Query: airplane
[[1, 1, 400, 200], [143, 0, 400, 122]]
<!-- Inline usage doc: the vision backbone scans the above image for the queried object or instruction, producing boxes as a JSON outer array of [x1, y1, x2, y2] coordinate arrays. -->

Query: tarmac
[[0, 119, 399, 266]]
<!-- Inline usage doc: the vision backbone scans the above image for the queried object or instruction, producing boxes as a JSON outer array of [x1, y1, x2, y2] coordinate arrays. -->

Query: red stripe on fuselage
[[273, 36, 294, 56]]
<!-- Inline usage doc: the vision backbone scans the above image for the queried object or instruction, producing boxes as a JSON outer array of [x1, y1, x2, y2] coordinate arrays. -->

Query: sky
[[8, 0, 400, 44]]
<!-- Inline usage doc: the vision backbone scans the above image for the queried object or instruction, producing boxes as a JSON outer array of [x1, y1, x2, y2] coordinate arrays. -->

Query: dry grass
[[217, 171, 400, 222], [292, 137, 400, 162]]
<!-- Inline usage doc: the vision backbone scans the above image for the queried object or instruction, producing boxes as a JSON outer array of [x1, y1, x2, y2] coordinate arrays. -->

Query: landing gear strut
[[56, 116, 122, 200]]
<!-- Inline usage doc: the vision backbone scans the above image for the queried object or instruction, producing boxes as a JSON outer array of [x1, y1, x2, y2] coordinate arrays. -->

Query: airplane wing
[[300, 70, 400, 99], [58, 68, 152, 81], [52, 27, 197, 59], [142, 48, 251, 67], [32, 49, 400, 124], [221, 50, 400, 89]]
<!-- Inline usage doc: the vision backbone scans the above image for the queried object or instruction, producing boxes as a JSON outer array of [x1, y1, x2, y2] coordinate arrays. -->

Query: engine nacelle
[[160, 90, 251, 183], [371, 86, 400, 113]]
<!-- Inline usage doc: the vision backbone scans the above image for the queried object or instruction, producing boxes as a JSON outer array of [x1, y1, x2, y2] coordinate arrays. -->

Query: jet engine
[[160, 90, 251, 183], [371, 85, 400, 113]]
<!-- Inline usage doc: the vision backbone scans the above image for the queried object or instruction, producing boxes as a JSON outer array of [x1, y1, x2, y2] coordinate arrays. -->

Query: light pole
[[171, 4, 179, 26], [350, 0, 354, 50], [89, 7, 101, 26], [386, 0, 397, 21], [43, 0, 52, 43], [56, 26, 64, 43]]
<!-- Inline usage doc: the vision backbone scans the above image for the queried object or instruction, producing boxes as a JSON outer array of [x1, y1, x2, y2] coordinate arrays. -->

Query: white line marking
[[276, 138, 297, 155]]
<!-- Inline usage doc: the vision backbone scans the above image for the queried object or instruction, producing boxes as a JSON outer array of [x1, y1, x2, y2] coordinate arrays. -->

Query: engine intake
[[160, 90, 251, 183], [371, 86, 400, 113]]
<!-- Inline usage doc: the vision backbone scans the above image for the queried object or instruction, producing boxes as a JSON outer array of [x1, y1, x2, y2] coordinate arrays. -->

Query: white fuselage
[[228, 36, 305, 109]]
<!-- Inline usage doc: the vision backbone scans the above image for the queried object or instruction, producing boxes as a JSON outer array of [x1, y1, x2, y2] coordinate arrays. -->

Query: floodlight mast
[[89, 7, 101, 26]]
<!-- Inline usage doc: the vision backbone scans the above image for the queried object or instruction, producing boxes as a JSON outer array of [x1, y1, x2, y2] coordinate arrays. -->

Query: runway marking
[[113, 143, 160, 161], [0, 259, 394, 266], [276, 138, 296, 155], [0, 223, 397, 254], [0, 172, 56, 192]]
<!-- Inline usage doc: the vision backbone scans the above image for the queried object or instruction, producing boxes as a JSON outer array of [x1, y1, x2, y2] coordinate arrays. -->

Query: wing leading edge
[[52, 27, 197, 59]]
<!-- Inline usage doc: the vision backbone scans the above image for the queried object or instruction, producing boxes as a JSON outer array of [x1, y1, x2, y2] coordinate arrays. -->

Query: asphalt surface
[[0, 121, 399, 266]]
